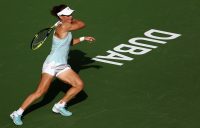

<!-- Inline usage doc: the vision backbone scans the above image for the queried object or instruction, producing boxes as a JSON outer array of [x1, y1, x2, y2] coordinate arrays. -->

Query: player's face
[[62, 15, 73, 23]]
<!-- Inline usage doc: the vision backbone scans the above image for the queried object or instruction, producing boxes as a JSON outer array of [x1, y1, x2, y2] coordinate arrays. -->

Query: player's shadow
[[23, 50, 102, 116]]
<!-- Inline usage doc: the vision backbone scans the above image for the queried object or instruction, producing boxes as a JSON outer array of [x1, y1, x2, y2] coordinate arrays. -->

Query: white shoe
[[10, 111, 23, 125], [52, 104, 72, 116]]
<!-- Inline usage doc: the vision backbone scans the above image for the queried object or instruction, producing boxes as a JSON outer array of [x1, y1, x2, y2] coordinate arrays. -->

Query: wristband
[[79, 37, 85, 42]]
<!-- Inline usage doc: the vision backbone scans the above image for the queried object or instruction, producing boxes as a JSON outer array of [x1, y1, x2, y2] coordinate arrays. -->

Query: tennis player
[[10, 4, 95, 125]]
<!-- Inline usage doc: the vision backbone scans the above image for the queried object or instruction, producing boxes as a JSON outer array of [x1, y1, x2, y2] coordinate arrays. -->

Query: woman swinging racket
[[10, 4, 95, 125]]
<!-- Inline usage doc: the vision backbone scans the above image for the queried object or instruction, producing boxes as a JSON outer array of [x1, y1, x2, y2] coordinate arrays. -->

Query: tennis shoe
[[52, 103, 72, 116], [10, 111, 23, 125]]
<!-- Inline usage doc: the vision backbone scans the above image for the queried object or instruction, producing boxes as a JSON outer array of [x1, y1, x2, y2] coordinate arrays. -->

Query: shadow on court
[[23, 50, 102, 117]]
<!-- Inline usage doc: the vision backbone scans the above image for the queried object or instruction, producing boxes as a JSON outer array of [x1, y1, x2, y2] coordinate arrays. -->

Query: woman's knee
[[75, 80, 84, 91]]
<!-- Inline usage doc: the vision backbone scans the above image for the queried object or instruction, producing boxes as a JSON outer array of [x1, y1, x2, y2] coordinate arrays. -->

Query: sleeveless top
[[44, 32, 72, 65]]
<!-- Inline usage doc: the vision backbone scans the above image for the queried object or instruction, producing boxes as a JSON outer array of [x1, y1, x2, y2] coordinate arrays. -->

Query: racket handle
[[54, 21, 61, 27]]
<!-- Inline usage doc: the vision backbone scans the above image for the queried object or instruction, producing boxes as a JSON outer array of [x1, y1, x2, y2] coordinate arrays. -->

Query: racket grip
[[54, 21, 61, 27]]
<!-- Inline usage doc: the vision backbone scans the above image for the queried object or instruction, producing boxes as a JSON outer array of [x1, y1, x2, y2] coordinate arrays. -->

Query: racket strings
[[32, 28, 52, 49]]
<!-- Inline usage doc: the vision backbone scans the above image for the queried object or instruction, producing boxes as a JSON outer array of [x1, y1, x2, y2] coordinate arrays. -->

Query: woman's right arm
[[69, 19, 85, 31], [55, 19, 85, 38]]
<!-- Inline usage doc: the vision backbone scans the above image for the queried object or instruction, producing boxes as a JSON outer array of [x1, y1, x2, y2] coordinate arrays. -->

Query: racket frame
[[31, 21, 60, 50]]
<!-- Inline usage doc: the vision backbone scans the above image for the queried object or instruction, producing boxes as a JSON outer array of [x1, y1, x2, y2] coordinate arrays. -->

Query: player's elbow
[[79, 21, 86, 29]]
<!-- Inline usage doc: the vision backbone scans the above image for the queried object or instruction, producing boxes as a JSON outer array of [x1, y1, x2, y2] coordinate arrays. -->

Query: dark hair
[[51, 4, 67, 17]]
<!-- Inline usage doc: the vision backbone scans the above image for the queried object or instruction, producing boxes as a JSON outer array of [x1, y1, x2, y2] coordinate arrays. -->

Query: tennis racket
[[31, 21, 60, 50]]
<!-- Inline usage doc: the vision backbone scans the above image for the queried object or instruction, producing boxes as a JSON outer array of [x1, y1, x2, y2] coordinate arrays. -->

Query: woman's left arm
[[72, 36, 95, 45]]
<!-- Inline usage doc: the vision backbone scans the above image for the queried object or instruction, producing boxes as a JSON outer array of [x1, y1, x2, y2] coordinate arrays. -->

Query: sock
[[16, 108, 24, 115], [57, 101, 66, 107]]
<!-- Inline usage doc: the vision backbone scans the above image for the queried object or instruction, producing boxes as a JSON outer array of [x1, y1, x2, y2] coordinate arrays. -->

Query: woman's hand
[[84, 36, 96, 42]]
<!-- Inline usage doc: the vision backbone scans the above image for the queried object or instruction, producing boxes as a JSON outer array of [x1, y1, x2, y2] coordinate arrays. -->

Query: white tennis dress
[[42, 32, 72, 76]]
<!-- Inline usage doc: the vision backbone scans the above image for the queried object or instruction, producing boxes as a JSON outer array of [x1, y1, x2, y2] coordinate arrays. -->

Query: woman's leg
[[51, 68, 84, 116], [20, 73, 54, 110], [10, 73, 54, 125], [56, 68, 84, 103]]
